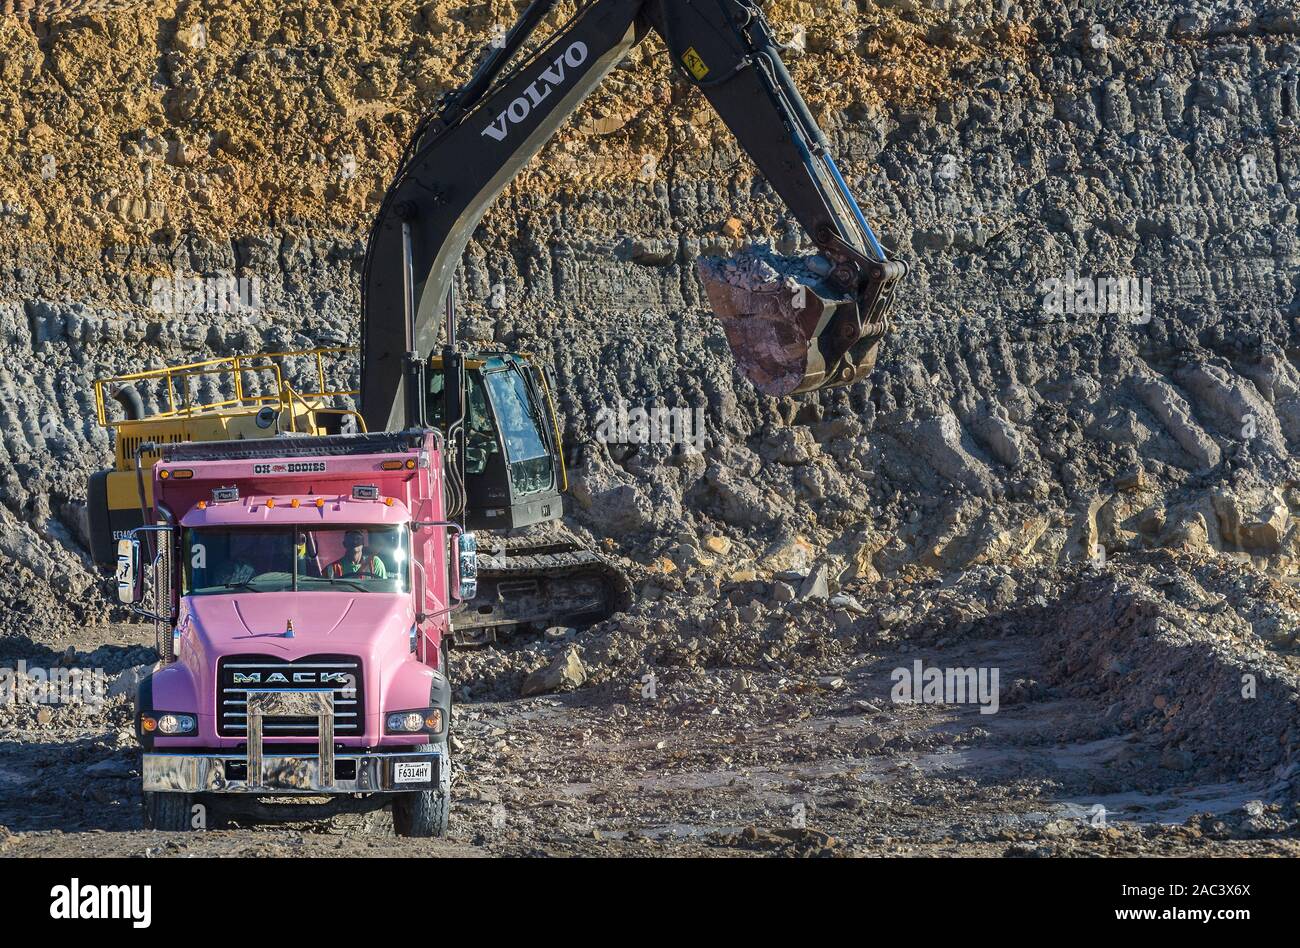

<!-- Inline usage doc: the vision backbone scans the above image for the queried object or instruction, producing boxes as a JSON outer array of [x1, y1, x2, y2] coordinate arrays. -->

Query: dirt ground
[[4, 552, 1299, 858]]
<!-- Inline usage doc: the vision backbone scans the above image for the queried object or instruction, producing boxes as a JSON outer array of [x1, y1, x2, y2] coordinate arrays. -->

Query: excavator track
[[452, 536, 632, 646]]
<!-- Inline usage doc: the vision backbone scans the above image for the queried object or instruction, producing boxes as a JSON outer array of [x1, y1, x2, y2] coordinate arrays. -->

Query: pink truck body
[[134, 431, 460, 800]]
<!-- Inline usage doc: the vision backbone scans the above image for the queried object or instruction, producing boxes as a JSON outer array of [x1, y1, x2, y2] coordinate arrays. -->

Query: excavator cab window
[[428, 366, 500, 476], [483, 365, 554, 496], [464, 373, 499, 476]]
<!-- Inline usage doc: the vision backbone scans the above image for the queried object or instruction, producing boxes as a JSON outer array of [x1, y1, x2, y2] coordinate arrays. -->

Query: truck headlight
[[386, 709, 444, 734], [146, 712, 197, 735], [389, 712, 424, 732]]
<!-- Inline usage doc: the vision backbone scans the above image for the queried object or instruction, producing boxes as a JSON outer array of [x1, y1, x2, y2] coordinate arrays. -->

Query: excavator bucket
[[697, 252, 891, 397]]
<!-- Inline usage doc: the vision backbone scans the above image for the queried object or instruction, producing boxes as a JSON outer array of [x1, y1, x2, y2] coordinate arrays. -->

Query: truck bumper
[[142, 749, 442, 794]]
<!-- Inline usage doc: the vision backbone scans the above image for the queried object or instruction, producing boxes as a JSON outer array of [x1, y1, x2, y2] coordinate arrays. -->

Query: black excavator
[[87, 0, 905, 643], [361, 0, 904, 638]]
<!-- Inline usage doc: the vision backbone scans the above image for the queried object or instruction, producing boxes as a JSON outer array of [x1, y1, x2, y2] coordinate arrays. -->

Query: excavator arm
[[360, 0, 906, 432]]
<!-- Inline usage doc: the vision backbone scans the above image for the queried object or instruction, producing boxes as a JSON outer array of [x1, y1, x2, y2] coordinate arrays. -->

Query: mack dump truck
[[118, 430, 474, 835], [107, 0, 905, 836]]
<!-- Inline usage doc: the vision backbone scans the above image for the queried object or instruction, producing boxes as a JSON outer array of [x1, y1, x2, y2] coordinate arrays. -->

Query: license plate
[[394, 761, 431, 784]]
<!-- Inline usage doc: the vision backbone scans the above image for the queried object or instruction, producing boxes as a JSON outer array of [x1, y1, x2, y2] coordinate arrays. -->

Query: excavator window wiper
[[512, 363, 548, 430]]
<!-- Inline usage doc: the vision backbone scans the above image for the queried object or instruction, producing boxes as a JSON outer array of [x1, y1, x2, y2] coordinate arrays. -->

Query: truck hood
[[186, 592, 414, 655]]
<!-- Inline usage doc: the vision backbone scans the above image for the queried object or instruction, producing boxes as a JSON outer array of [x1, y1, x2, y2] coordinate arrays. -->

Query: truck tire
[[143, 791, 194, 831], [392, 744, 450, 838]]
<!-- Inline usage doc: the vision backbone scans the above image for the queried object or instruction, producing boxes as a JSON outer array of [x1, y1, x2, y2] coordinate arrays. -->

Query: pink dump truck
[[115, 430, 475, 836]]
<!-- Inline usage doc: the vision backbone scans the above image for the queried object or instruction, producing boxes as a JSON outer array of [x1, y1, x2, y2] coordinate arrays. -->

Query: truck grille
[[217, 655, 364, 738]]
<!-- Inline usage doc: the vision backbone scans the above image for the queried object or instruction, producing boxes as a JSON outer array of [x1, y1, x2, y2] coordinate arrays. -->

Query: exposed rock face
[[0, 0, 1296, 623]]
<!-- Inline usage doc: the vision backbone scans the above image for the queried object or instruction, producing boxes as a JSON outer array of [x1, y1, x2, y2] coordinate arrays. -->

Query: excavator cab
[[426, 351, 567, 532], [422, 349, 628, 645]]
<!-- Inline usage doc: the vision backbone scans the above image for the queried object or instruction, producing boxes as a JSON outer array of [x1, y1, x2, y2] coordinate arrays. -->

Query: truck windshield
[[183, 526, 409, 595]]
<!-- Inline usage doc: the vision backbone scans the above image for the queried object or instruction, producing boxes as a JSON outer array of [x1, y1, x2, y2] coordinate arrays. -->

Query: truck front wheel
[[392, 744, 450, 838], [143, 791, 195, 831]]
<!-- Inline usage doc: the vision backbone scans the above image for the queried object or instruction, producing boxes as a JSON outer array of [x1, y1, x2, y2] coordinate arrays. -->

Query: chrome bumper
[[145, 688, 439, 794], [142, 750, 442, 794]]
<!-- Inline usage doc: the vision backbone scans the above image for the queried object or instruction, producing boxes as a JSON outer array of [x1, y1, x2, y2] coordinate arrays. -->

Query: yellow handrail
[[93, 346, 360, 428]]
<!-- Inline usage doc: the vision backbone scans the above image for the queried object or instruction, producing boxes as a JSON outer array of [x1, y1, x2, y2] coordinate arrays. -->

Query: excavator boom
[[361, 0, 906, 431]]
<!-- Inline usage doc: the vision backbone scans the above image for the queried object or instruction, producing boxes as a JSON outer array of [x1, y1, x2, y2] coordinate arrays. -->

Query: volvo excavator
[[86, 0, 906, 641]]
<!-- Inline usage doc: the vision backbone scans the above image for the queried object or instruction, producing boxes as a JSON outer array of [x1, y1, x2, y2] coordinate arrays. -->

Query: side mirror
[[455, 532, 478, 602], [115, 538, 142, 604]]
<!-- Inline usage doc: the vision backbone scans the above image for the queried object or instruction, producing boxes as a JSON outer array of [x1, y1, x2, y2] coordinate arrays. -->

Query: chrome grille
[[217, 655, 363, 738]]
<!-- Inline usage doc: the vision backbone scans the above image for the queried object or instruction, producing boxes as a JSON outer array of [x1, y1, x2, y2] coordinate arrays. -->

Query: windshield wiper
[[323, 576, 370, 592]]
